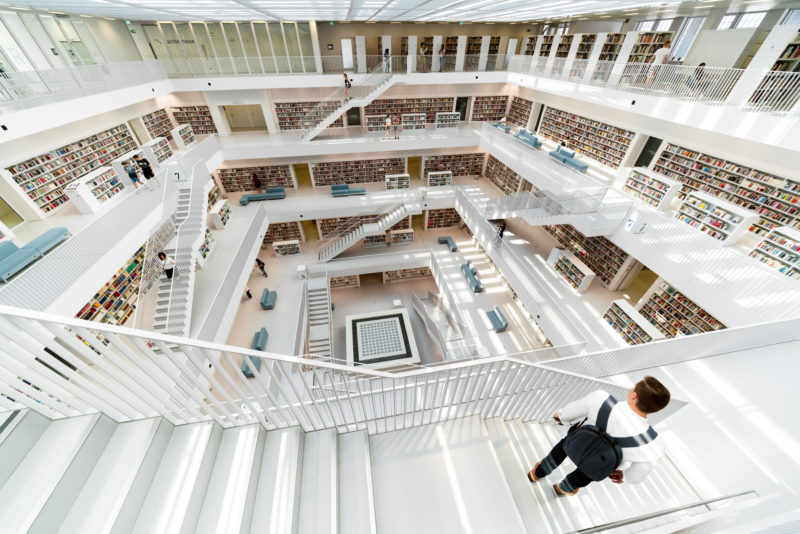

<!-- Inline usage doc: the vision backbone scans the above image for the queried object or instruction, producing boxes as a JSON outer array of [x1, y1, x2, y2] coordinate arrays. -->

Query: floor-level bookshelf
[[215, 165, 296, 192], [485, 155, 522, 195], [364, 98, 454, 123], [749, 225, 800, 280], [422, 153, 484, 178], [142, 109, 174, 141], [425, 208, 461, 229], [604, 299, 665, 345], [637, 278, 725, 337], [507, 97, 533, 127], [75, 244, 145, 325], [383, 266, 432, 283], [170, 106, 218, 134], [274, 101, 344, 130], [675, 191, 757, 245], [263, 221, 305, 245], [471, 96, 508, 122], [311, 158, 406, 186], [547, 247, 595, 293], [622, 168, 681, 211]]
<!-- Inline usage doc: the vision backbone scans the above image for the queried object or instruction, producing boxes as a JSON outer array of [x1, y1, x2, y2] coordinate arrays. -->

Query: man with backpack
[[527, 376, 671, 496]]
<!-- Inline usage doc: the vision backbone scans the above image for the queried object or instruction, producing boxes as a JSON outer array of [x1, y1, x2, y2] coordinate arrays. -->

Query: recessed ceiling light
[[104, 17, 115, 20], [9, 6, 30, 9]]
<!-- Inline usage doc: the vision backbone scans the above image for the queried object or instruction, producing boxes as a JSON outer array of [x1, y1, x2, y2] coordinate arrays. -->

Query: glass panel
[[18, 14, 64, 68], [670, 16, 705, 62], [238, 23, 261, 73], [175, 23, 203, 74], [39, 15, 81, 66], [298, 22, 315, 72], [655, 19, 673, 32], [736, 12, 766, 29], [283, 22, 302, 72], [222, 22, 247, 73], [206, 22, 233, 74], [783, 9, 800, 24], [143, 24, 170, 62], [717, 15, 736, 30], [1, 14, 50, 69], [159, 22, 189, 74], [269, 23, 288, 72], [252, 23, 275, 72], [190, 23, 217, 74], [0, 20, 34, 70], [70, 20, 103, 64], [56, 19, 93, 65], [635, 20, 655, 31]]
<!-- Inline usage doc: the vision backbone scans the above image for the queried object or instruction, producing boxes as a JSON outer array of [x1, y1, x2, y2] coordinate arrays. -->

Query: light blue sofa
[[514, 129, 543, 149], [487, 306, 508, 332], [240, 187, 286, 205], [491, 122, 511, 133], [260, 288, 277, 310], [0, 227, 71, 282], [331, 184, 366, 197], [461, 262, 483, 293], [549, 145, 589, 172], [437, 236, 457, 252], [243, 328, 268, 377]]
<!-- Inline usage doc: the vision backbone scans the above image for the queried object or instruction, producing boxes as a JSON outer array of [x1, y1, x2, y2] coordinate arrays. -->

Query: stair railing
[[314, 200, 406, 261]]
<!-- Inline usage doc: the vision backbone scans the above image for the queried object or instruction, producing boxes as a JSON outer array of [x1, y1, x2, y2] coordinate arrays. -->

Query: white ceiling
[[0, 0, 693, 22]]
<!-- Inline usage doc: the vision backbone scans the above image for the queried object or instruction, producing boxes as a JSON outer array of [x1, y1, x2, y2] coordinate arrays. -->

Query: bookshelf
[[749, 30, 800, 108], [675, 191, 758, 244], [547, 247, 595, 294], [401, 36, 408, 55], [318, 215, 383, 238], [64, 167, 125, 214], [141, 137, 173, 166], [538, 107, 634, 169], [622, 168, 681, 211], [555, 35, 574, 58], [383, 266, 432, 283], [426, 171, 453, 187], [140, 217, 177, 295], [471, 96, 508, 122], [215, 165, 296, 192], [652, 143, 800, 235], [386, 173, 410, 189], [365, 98, 454, 123], [425, 208, 461, 229], [207, 184, 221, 210], [749, 225, 800, 280], [75, 244, 145, 325], [575, 34, 596, 59], [196, 228, 215, 267], [330, 275, 360, 288], [390, 229, 415, 246], [604, 300, 665, 345], [544, 224, 640, 290], [422, 153, 484, 178], [486, 155, 522, 195], [141, 109, 174, 141], [507, 97, 533, 128], [598, 33, 625, 61], [273, 239, 300, 256], [4, 124, 136, 215], [171, 124, 196, 150], [524, 36, 538, 55], [637, 278, 725, 337], [539, 35, 555, 57], [263, 221, 305, 245], [402, 113, 427, 130], [310, 158, 406, 187], [170, 106, 217, 134], [435, 112, 461, 128], [274, 101, 344, 130], [366, 114, 389, 133], [209, 199, 231, 230], [628, 31, 673, 63], [466, 36, 483, 56], [363, 234, 388, 248]]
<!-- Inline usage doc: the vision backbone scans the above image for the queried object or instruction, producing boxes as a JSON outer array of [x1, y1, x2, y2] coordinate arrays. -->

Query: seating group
[[331, 184, 366, 196], [514, 129, 543, 149], [461, 260, 483, 292], [486, 306, 508, 332], [548, 145, 589, 172], [437, 235, 457, 252], [0, 227, 71, 282], [260, 288, 277, 310], [243, 327, 269, 377], [240, 187, 286, 205], [491, 122, 511, 133]]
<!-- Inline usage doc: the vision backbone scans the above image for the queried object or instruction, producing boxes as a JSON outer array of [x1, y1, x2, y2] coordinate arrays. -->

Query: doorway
[[455, 97, 469, 121], [346, 107, 361, 127], [223, 105, 268, 133], [126, 119, 148, 145], [634, 136, 664, 168], [0, 196, 23, 229], [293, 163, 313, 189], [407, 156, 422, 184]]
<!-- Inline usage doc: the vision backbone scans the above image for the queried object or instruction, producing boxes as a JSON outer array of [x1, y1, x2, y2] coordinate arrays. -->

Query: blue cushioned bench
[[331, 184, 366, 197], [548, 146, 589, 172], [243, 327, 268, 377], [514, 129, 543, 149], [437, 236, 457, 252], [491, 122, 511, 133], [260, 288, 277, 310], [465, 260, 477, 275], [0, 227, 71, 283], [486, 306, 508, 332], [240, 187, 286, 205], [461, 262, 483, 293]]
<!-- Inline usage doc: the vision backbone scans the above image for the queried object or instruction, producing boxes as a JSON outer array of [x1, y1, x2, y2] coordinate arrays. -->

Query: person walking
[[124, 160, 142, 192], [384, 114, 392, 139], [391, 113, 401, 139], [646, 39, 671, 88], [255, 258, 268, 277], [419, 44, 428, 72], [498, 222, 506, 239], [527, 376, 671, 496], [438, 44, 445, 71], [686, 62, 706, 94], [245, 286, 253, 299], [158, 252, 176, 279], [134, 154, 157, 189], [252, 173, 262, 193], [343, 73, 352, 101], [384, 48, 391, 72]]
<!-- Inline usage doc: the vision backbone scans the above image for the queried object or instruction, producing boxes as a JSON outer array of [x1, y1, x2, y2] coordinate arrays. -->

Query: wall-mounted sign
[[327, 44, 334, 50], [130, 29, 136, 34], [51, 48, 59, 55]]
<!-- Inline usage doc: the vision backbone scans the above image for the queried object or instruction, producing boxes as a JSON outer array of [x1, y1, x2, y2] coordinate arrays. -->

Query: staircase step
[[0, 410, 49, 487], [338, 430, 377, 534], [297, 429, 338, 534], [249, 426, 305, 534]]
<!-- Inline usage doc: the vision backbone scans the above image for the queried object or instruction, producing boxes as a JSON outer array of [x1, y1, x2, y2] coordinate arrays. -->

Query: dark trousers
[[534, 436, 593, 493], [165, 268, 174, 279]]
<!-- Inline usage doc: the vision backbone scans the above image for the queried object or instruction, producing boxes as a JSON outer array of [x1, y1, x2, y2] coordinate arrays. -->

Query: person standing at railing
[[384, 49, 391, 73], [686, 63, 706, 95], [419, 44, 428, 72], [252, 173, 262, 193], [344, 73, 352, 101], [646, 40, 671, 88], [384, 114, 392, 139], [527, 376, 670, 497], [439, 45, 445, 72], [392, 113, 401, 139]]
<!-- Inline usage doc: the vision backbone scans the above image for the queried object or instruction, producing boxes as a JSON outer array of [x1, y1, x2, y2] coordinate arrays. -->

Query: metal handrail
[[314, 198, 406, 261], [570, 490, 759, 534]]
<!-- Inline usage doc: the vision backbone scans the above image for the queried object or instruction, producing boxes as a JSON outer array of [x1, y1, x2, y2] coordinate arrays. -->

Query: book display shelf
[[273, 239, 300, 256], [427, 171, 453, 187], [675, 191, 757, 244], [207, 184, 221, 210], [604, 300, 665, 345], [318, 215, 380, 238], [637, 279, 726, 337], [466, 36, 482, 55], [65, 167, 125, 214], [435, 112, 461, 128], [390, 229, 415, 246], [141, 109, 174, 141], [366, 114, 388, 133], [310, 158, 406, 187], [555, 35, 574, 58], [539, 35, 554, 57], [422, 153, 484, 178], [275, 101, 344, 130], [749, 30, 800, 108], [170, 106, 217, 134], [652, 143, 800, 235], [170, 124, 196, 150], [749, 225, 800, 279], [507, 97, 533, 127], [5, 124, 136, 215], [363, 234, 388, 248], [629, 32, 673, 63], [263, 221, 305, 245], [385, 173, 410, 189], [215, 165, 296, 192], [539, 107, 634, 169], [486, 155, 522, 195], [598, 33, 625, 61], [402, 113, 427, 130], [141, 137, 173, 166], [365, 98, 455, 123], [622, 168, 681, 210], [575, 34, 596, 59], [209, 199, 231, 230], [76, 245, 145, 325], [471, 96, 508, 122], [425, 208, 461, 229], [524, 36, 538, 55], [196, 228, 215, 267], [547, 247, 595, 294], [401, 36, 408, 55], [383, 266, 432, 284], [330, 275, 360, 288]]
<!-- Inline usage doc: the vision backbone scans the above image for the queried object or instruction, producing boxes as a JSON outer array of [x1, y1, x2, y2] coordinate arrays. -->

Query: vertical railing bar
[[181, 347, 253, 427], [268, 360, 314, 430], [309, 367, 339, 429], [218, 349, 286, 428], [292, 364, 325, 430]]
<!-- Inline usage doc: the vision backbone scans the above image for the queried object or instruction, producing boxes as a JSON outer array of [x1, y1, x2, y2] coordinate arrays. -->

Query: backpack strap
[[597, 394, 659, 448], [595, 395, 617, 432]]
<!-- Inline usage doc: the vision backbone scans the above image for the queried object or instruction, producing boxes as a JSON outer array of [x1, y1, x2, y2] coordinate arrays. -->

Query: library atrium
[[0, 1, 799, 532]]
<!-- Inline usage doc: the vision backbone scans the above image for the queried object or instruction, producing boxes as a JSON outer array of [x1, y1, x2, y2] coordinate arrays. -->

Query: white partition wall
[[583, 32, 608, 82], [432, 35, 443, 72], [381, 35, 391, 56], [355, 35, 367, 73], [506, 38, 518, 67], [544, 34, 561, 75], [478, 35, 490, 71], [341, 38, 354, 70], [407, 35, 417, 73], [455, 35, 467, 71]]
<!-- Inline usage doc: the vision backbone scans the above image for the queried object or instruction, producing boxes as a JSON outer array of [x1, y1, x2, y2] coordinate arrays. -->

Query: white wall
[[85, 19, 142, 62]]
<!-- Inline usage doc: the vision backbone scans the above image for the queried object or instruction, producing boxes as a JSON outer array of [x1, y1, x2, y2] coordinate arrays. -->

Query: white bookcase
[[366, 114, 388, 133], [386, 173, 410, 189], [435, 112, 461, 128], [273, 239, 300, 255], [64, 167, 126, 214], [604, 299, 666, 345], [196, 228, 215, 268], [749, 225, 800, 280], [209, 199, 231, 230], [402, 113, 427, 130], [389, 229, 414, 246], [110, 149, 145, 186], [363, 234, 388, 248], [675, 191, 757, 245], [546, 247, 595, 294], [141, 137, 173, 167], [171, 124, 196, 149], [427, 170, 453, 187], [621, 167, 681, 211]]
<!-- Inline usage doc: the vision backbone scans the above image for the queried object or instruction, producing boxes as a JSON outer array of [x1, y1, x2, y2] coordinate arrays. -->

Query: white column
[[478, 35, 490, 71], [607, 30, 639, 85], [407, 35, 417, 73], [583, 32, 607, 82], [309, 21, 323, 73], [563, 33, 582, 78], [204, 98, 231, 135], [341, 38, 354, 70], [544, 34, 561, 75], [355, 35, 367, 72], [529, 35, 543, 73], [432, 35, 443, 72], [381, 35, 391, 55], [455, 35, 467, 71]]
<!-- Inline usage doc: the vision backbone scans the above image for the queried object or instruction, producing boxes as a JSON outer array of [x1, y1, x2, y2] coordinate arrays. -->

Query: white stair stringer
[[306, 273, 332, 359], [317, 203, 410, 263]]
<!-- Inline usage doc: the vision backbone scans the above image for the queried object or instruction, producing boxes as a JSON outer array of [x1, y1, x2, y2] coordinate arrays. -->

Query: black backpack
[[563, 395, 658, 481]]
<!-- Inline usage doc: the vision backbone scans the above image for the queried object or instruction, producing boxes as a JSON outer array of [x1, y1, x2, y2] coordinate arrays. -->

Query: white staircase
[[306, 266, 333, 359], [0, 410, 741, 534], [316, 203, 410, 262], [153, 180, 209, 336]]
